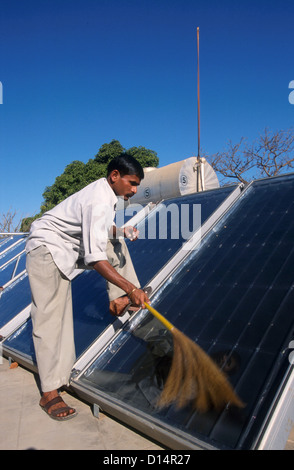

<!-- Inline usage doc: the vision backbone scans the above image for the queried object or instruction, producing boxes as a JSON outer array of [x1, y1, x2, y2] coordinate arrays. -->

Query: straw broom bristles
[[157, 327, 244, 412], [144, 302, 244, 413]]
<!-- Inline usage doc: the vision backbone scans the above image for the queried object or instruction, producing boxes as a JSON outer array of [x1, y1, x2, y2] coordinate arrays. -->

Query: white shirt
[[26, 178, 117, 279]]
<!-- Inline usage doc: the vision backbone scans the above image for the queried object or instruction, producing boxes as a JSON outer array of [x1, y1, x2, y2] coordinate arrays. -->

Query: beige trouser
[[26, 239, 140, 392]]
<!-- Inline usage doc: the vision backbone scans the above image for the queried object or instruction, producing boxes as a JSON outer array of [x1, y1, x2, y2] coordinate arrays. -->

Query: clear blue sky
[[1, 0, 294, 225]]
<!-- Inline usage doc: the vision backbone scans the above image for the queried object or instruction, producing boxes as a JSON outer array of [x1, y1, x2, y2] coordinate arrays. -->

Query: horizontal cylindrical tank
[[130, 156, 219, 205]]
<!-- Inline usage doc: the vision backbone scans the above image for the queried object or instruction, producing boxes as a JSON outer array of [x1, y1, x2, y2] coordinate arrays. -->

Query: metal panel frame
[[254, 365, 294, 450], [70, 378, 217, 450], [1, 336, 38, 373], [0, 234, 26, 256], [69, 178, 294, 450], [70, 363, 294, 450], [0, 304, 31, 339], [71, 184, 244, 375], [2, 179, 293, 449], [69, 184, 248, 450], [1, 203, 158, 369]]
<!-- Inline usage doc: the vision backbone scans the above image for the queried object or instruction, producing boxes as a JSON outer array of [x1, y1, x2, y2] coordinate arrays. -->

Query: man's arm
[[92, 259, 149, 308]]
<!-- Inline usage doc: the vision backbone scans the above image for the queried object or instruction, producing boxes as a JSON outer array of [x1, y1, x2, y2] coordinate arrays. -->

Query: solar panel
[[0, 235, 26, 258], [71, 174, 294, 450], [2, 185, 238, 370], [1, 318, 36, 362], [0, 236, 14, 250], [0, 235, 30, 339], [0, 251, 26, 287], [0, 274, 31, 329], [127, 185, 237, 287]]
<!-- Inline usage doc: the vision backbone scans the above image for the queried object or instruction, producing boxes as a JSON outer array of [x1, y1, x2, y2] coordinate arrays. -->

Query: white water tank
[[130, 156, 219, 205]]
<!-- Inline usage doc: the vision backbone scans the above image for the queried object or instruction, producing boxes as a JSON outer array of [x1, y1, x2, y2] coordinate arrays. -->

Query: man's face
[[109, 170, 141, 200]]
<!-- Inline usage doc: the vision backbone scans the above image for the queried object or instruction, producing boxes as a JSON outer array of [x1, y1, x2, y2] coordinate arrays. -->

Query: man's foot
[[39, 390, 77, 421], [109, 295, 139, 316]]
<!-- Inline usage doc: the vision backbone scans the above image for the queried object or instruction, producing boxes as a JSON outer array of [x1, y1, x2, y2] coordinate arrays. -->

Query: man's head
[[107, 153, 144, 201]]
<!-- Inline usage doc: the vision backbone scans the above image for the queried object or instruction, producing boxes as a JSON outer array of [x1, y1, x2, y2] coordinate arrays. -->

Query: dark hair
[[107, 153, 144, 180]]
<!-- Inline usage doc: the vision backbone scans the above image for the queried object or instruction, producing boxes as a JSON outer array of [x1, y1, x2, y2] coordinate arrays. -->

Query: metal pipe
[[197, 27, 200, 159]]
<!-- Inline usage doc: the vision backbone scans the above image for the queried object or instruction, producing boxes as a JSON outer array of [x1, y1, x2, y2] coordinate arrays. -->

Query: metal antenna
[[197, 27, 200, 159]]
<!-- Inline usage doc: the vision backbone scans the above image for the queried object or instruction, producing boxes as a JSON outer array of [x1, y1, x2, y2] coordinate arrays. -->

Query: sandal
[[40, 395, 77, 421]]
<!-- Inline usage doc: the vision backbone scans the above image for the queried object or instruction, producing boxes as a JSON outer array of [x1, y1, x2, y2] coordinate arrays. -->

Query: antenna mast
[[197, 27, 200, 159]]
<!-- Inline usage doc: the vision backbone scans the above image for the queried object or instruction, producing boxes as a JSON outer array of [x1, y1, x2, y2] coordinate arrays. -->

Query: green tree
[[20, 139, 159, 231], [93, 139, 159, 168], [94, 139, 125, 164], [40, 160, 87, 213], [20, 215, 40, 232], [127, 145, 159, 168]]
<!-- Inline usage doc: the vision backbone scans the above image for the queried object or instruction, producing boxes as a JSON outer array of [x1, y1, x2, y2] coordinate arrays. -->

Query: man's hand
[[110, 225, 139, 241], [128, 287, 150, 308], [93, 260, 150, 310], [123, 226, 139, 241]]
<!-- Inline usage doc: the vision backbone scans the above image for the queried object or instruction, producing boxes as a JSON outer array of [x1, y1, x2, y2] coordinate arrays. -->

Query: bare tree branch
[[0, 208, 21, 235], [206, 128, 294, 185], [245, 127, 294, 178], [207, 138, 255, 185]]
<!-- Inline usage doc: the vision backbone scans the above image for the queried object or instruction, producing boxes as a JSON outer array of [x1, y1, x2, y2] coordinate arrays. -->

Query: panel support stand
[[93, 403, 100, 418]]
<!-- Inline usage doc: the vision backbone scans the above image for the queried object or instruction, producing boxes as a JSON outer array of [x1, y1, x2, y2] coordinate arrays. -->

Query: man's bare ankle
[[41, 390, 59, 400]]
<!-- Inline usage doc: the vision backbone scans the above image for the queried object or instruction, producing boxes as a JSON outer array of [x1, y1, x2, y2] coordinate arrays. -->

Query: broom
[[144, 302, 244, 413]]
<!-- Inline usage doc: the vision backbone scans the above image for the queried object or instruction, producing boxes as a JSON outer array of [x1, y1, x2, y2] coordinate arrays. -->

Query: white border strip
[[256, 367, 294, 450], [0, 304, 31, 339]]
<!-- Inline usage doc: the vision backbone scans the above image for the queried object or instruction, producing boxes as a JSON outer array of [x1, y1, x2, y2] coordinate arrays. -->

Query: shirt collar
[[103, 177, 118, 207]]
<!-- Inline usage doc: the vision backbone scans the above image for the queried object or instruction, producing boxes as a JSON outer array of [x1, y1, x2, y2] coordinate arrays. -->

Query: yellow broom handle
[[144, 302, 174, 331]]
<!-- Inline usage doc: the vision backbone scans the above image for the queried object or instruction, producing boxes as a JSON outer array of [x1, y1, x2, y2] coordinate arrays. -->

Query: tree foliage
[[20, 139, 159, 231], [94, 139, 125, 164]]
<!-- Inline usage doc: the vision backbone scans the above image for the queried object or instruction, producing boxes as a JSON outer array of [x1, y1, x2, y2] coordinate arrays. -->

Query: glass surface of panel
[[0, 235, 25, 251], [0, 274, 31, 328], [2, 186, 235, 360], [76, 175, 294, 450], [3, 318, 36, 360], [2, 270, 110, 358], [0, 236, 14, 250], [0, 237, 26, 260], [127, 186, 236, 287], [71, 270, 112, 356], [0, 252, 26, 286]]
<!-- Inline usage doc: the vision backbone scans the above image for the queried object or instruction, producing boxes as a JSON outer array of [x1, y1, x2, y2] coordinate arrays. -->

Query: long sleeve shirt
[[26, 178, 117, 279]]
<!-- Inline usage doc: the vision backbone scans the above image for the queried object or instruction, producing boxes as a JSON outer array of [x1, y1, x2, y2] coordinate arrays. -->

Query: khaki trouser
[[26, 240, 140, 392]]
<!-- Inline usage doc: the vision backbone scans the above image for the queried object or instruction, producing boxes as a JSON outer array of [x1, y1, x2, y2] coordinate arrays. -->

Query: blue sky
[[1, 0, 294, 225]]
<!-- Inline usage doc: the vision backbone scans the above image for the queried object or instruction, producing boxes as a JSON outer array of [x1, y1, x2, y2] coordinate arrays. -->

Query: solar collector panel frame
[[70, 174, 294, 450], [0, 203, 156, 364], [1, 185, 241, 377], [71, 184, 243, 373]]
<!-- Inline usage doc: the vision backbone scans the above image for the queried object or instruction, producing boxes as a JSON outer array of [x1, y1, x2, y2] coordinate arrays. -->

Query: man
[[26, 153, 150, 420]]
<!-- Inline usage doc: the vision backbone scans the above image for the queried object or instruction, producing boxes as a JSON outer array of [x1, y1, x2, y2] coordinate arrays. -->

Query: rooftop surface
[[0, 357, 164, 451]]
